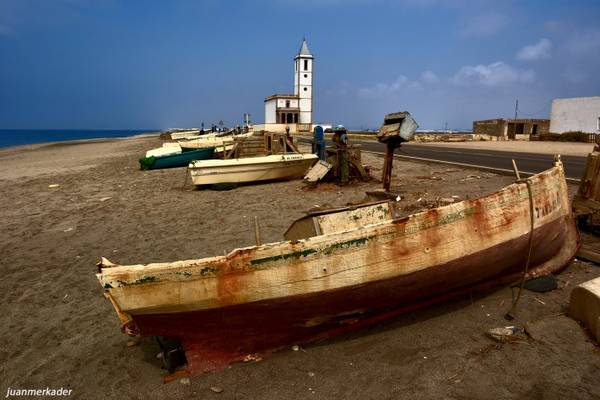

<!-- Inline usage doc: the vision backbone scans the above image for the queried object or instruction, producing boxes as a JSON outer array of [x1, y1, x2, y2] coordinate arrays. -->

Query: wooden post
[[340, 147, 349, 185], [511, 159, 521, 181], [382, 141, 396, 192]]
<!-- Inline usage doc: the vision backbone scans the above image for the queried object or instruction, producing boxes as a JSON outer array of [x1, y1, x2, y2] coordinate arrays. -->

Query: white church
[[255, 39, 319, 134]]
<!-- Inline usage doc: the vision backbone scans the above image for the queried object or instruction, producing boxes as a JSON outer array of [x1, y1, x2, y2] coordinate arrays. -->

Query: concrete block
[[569, 276, 600, 341]]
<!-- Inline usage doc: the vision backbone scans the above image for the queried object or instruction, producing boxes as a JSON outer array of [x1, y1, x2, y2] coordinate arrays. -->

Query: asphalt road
[[299, 138, 586, 180]]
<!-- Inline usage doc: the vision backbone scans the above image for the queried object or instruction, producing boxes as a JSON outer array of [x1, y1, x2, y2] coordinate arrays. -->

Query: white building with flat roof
[[550, 96, 600, 134]]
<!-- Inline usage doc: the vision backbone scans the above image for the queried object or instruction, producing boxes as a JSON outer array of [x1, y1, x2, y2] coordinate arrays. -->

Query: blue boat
[[139, 147, 215, 170]]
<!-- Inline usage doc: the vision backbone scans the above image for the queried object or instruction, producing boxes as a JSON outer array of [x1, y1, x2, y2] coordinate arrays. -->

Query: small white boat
[[189, 153, 318, 186], [180, 132, 254, 149], [169, 130, 201, 140], [145, 143, 182, 158]]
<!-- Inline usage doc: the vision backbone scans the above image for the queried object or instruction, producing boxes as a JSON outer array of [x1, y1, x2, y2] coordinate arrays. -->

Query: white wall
[[550, 97, 600, 134], [299, 72, 311, 86], [299, 98, 312, 124], [252, 123, 298, 134], [276, 98, 298, 108], [264, 99, 277, 124]]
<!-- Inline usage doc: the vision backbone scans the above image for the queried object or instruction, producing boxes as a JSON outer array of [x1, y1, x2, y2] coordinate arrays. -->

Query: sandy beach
[[0, 136, 598, 399]]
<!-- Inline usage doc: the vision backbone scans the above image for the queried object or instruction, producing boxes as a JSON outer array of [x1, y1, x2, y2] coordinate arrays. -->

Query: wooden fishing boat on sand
[[188, 153, 319, 186], [97, 157, 578, 375], [179, 132, 254, 150], [139, 147, 215, 170]]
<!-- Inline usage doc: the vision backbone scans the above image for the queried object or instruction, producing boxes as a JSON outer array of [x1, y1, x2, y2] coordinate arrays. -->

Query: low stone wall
[[413, 133, 474, 142]]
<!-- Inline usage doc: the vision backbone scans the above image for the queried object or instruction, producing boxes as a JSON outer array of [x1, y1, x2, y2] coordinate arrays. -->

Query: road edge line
[[361, 150, 581, 184]]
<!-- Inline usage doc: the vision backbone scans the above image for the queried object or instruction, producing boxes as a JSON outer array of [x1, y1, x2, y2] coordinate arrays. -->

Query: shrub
[[538, 131, 594, 143]]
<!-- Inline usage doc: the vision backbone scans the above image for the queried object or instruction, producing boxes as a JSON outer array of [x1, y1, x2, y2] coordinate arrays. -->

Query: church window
[[304, 74, 308, 78], [304, 59, 308, 71], [285, 100, 290, 108], [303, 87, 307, 91]]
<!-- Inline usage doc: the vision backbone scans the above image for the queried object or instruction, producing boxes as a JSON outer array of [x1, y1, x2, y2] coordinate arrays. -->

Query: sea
[[0, 129, 158, 148]]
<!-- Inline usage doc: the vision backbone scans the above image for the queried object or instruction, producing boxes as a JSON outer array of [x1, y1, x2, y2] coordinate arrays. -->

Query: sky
[[0, 0, 599, 131]]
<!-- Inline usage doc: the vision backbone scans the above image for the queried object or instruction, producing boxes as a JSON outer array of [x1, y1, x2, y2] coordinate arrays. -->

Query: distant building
[[264, 94, 300, 124], [473, 118, 549, 140], [261, 39, 314, 133], [550, 96, 600, 134]]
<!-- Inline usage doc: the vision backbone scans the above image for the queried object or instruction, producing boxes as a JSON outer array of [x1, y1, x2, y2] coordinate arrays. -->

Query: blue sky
[[1, 0, 599, 130]]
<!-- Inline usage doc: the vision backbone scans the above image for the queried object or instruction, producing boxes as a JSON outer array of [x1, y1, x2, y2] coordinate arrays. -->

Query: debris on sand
[[522, 275, 558, 293], [243, 354, 262, 362], [486, 326, 528, 343], [210, 386, 223, 393]]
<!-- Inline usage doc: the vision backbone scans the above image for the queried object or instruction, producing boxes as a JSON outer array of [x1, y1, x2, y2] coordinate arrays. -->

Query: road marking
[[361, 150, 580, 184]]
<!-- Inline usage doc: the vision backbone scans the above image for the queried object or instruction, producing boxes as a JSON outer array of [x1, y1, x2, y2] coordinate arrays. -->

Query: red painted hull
[[132, 215, 577, 374]]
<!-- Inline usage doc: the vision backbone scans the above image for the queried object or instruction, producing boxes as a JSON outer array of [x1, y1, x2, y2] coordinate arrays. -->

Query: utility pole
[[514, 98, 519, 121]]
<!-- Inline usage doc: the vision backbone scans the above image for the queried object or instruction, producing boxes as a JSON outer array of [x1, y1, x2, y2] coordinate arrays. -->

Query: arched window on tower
[[304, 59, 308, 71]]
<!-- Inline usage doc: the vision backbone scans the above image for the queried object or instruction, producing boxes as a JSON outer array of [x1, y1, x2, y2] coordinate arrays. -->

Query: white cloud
[[358, 76, 409, 97], [461, 13, 508, 37], [358, 69, 443, 97], [421, 70, 439, 84], [451, 61, 535, 86], [516, 38, 552, 62]]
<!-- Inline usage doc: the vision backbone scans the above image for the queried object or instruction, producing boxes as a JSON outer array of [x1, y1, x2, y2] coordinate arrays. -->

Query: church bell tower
[[294, 39, 313, 125]]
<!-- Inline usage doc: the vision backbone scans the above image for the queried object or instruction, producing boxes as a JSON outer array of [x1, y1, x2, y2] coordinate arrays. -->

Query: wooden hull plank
[[133, 214, 577, 374]]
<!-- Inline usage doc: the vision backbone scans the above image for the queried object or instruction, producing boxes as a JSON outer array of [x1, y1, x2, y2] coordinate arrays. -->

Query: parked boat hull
[[98, 160, 578, 374], [139, 147, 215, 170], [189, 154, 319, 185], [179, 132, 254, 149]]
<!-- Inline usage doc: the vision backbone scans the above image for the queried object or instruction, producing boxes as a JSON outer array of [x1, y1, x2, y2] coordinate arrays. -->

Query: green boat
[[139, 147, 215, 170]]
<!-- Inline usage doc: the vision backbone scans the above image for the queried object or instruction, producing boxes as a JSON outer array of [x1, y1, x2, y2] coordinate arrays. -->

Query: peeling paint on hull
[[132, 215, 577, 374], [97, 161, 579, 374]]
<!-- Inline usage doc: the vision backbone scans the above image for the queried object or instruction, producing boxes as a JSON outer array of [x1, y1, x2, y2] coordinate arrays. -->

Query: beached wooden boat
[[145, 144, 183, 158], [97, 157, 578, 375], [139, 147, 214, 170], [188, 153, 319, 186], [179, 132, 254, 149], [168, 130, 201, 140]]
